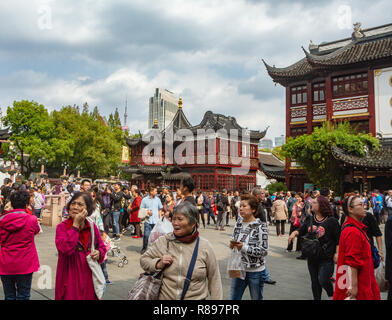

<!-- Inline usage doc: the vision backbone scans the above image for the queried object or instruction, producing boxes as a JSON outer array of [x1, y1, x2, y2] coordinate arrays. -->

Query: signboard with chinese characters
[[121, 146, 130, 163], [374, 67, 392, 138]]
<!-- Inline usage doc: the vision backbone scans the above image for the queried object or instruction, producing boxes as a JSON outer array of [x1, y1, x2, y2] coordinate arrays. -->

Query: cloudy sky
[[0, 0, 391, 141]]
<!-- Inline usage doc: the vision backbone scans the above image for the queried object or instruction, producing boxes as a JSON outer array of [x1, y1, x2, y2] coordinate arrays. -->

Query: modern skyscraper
[[274, 135, 285, 147], [148, 88, 178, 130], [259, 138, 273, 149]]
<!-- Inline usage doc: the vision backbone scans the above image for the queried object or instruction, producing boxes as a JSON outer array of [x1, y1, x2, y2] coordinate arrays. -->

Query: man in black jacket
[[216, 189, 229, 231], [252, 187, 267, 223], [107, 182, 131, 241]]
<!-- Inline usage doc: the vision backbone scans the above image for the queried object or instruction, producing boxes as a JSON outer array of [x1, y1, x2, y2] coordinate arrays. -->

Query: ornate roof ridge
[[262, 57, 310, 75]]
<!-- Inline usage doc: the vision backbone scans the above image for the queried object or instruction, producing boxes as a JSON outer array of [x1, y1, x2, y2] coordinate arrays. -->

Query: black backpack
[[301, 216, 322, 259]]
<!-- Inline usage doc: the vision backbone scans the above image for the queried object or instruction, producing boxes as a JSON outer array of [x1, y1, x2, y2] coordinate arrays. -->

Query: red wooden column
[[325, 75, 333, 121], [306, 82, 312, 134], [367, 68, 376, 136], [285, 86, 291, 189]]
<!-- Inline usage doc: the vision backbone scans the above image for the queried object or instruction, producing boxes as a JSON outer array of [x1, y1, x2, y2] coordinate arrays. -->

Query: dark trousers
[[266, 208, 272, 223], [131, 222, 141, 237], [374, 211, 381, 225], [287, 223, 301, 251], [207, 209, 216, 225], [1, 273, 33, 300], [100, 261, 109, 282], [275, 220, 286, 236], [198, 209, 206, 228], [226, 210, 230, 225], [34, 208, 42, 219], [307, 259, 334, 300], [103, 211, 111, 234], [119, 211, 129, 232], [388, 285, 392, 300]]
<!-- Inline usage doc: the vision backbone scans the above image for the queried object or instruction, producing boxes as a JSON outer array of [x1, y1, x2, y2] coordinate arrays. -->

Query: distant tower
[[122, 97, 129, 132]]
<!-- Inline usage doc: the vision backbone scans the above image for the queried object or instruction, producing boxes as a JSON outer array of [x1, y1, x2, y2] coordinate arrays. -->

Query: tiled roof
[[259, 152, 285, 167], [260, 164, 286, 180], [263, 23, 392, 86], [331, 145, 392, 169], [305, 37, 392, 66]]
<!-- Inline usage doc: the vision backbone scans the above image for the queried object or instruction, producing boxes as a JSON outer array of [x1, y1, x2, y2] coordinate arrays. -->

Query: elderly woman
[[229, 194, 269, 300], [55, 192, 107, 300], [140, 202, 223, 300], [333, 195, 380, 300]]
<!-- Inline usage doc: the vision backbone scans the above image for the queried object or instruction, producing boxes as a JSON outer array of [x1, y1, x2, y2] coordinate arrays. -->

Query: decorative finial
[[178, 97, 182, 109], [309, 40, 318, 51], [352, 22, 364, 39]]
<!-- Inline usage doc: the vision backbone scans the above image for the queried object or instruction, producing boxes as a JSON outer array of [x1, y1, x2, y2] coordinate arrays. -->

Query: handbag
[[86, 218, 106, 300], [301, 216, 322, 259], [138, 208, 149, 221], [180, 237, 200, 300], [341, 223, 381, 269], [128, 239, 170, 300]]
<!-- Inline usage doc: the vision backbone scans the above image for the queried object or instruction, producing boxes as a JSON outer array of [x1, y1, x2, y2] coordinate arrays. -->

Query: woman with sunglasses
[[333, 195, 380, 300]]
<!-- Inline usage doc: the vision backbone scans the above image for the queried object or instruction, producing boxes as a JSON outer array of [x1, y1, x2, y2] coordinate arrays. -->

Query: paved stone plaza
[[0, 219, 388, 300]]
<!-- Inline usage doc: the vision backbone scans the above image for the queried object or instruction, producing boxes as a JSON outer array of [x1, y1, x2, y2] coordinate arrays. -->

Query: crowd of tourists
[[0, 175, 391, 301]]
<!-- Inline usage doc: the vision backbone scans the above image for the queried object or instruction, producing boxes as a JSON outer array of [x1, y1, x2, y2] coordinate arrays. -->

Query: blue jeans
[[230, 270, 266, 300], [1, 273, 33, 300], [262, 266, 272, 281], [100, 261, 109, 282], [142, 223, 155, 250], [110, 211, 120, 236]]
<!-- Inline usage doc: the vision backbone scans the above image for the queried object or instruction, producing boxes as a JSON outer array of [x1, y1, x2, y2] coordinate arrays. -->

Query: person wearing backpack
[[288, 195, 340, 300], [333, 195, 380, 300]]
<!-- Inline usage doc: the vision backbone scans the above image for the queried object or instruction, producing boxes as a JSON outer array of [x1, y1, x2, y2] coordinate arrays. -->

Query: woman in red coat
[[333, 195, 380, 300], [129, 189, 142, 238]]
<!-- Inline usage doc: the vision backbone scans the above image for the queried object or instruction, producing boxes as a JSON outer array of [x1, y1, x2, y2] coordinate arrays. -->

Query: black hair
[[81, 179, 91, 186], [319, 187, 330, 197], [10, 190, 31, 209], [66, 192, 94, 216], [181, 177, 195, 193]]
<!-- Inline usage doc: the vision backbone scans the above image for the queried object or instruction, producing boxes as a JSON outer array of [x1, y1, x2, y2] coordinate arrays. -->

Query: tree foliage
[[281, 122, 379, 194], [2, 100, 125, 180], [266, 182, 288, 194]]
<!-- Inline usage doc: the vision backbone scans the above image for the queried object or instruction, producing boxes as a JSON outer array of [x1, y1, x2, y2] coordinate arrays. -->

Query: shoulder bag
[[180, 237, 200, 300], [301, 216, 322, 259], [341, 223, 380, 269], [86, 217, 106, 300], [128, 239, 170, 300]]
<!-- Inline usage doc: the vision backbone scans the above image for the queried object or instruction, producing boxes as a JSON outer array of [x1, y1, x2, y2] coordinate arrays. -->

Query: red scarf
[[66, 218, 91, 250], [174, 227, 199, 243]]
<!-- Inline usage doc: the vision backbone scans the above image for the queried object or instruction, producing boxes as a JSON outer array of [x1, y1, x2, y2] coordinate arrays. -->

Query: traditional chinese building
[[263, 22, 392, 192], [123, 99, 267, 191]]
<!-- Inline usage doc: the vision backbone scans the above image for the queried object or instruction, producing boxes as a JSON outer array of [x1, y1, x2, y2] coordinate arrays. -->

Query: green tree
[[2, 100, 72, 177], [281, 122, 379, 194], [266, 182, 288, 194], [272, 146, 285, 161]]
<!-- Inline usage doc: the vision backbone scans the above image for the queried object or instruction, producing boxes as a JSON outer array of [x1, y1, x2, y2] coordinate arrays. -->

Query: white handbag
[[86, 218, 106, 300], [138, 208, 150, 221]]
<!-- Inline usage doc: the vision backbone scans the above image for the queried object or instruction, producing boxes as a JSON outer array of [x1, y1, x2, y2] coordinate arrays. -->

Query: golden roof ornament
[[178, 97, 183, 109]]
